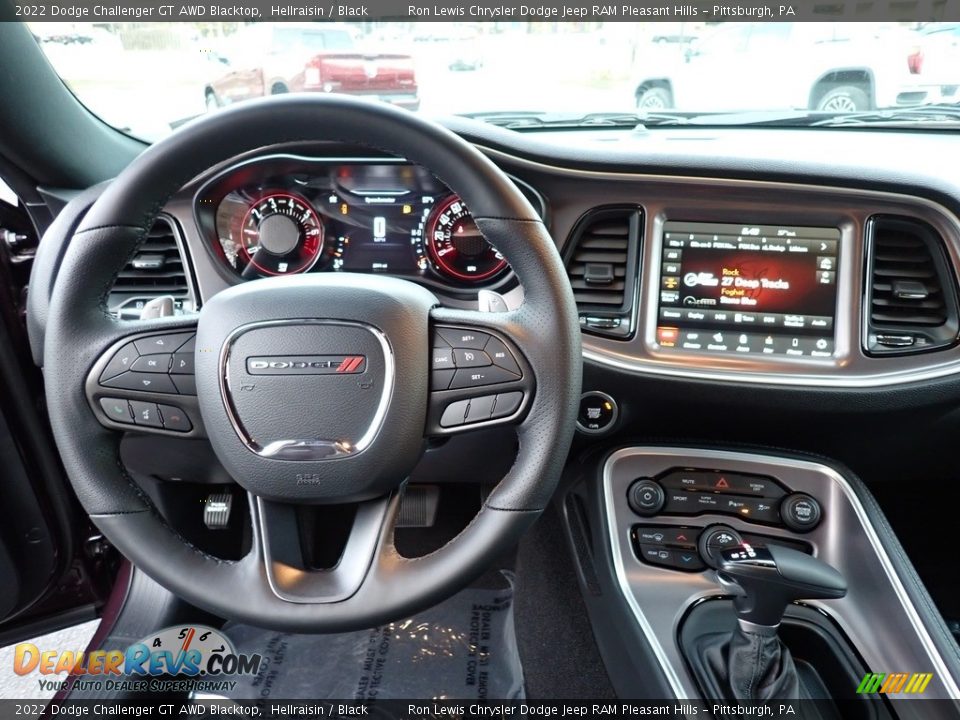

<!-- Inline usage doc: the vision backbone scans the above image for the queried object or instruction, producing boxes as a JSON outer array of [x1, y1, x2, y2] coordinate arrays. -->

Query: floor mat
[[223, 572, 524, 700]]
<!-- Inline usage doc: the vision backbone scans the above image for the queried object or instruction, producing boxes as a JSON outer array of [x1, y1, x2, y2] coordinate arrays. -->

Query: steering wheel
[[43, 96, 581, 632]]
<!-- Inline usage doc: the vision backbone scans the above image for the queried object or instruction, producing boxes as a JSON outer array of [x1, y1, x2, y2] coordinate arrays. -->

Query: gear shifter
[[699, 543, 847, 700], [718, 542, 847, 628]]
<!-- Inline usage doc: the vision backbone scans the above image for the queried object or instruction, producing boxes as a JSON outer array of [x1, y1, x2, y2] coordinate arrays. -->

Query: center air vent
[[564, 207, 642, 338], [109, 216, 193, 319], [865, 216, 959, 355]]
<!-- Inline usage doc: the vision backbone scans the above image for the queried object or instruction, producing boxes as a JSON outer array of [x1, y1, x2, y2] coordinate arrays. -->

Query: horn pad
[[194, 274, 435, 503]]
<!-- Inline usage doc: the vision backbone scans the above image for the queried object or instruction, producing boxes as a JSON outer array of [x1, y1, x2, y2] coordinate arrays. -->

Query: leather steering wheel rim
[[43, 95, 581, 632]]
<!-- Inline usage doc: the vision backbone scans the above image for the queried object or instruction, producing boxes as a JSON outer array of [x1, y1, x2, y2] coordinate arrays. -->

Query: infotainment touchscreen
[[655, 221, 841, 358]]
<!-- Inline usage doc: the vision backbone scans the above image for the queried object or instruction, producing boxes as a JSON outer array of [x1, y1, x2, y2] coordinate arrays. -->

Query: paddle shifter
[[700, 543, 847, 700]]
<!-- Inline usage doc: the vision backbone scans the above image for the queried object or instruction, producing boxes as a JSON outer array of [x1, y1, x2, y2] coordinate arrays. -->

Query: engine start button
[[576, 391, 618, 435]]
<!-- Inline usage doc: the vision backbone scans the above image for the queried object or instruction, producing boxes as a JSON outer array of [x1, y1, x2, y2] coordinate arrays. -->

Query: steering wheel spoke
[[86, 319, 204, 438], [252, 491, 400, 604], [426, 306, 535, 436]]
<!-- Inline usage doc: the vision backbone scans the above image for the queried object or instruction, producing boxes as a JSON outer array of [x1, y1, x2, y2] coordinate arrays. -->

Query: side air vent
[[865, 216, 959, 355], [564, 207, 642, 339], [109, 216, 194, 319]]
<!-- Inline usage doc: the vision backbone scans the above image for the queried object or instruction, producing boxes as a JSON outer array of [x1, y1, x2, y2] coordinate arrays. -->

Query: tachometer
[[424, 195, 507, 282], [238, 192, 324, 277]]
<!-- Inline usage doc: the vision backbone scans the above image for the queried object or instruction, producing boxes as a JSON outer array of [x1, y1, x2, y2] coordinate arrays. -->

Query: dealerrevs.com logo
[[13, 625, 262, 694]]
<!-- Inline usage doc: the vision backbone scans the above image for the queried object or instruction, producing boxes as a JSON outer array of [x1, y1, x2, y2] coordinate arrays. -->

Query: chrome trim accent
[[218, 319, 395, 461], [602, 447, 960, 700], [252, 492, 394, 604], [259, 439, 354, 460], [478, 145, 960, 388]]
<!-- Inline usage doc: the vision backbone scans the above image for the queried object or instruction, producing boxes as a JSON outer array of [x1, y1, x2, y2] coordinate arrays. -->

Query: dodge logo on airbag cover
[[246, 355, 366, 375]]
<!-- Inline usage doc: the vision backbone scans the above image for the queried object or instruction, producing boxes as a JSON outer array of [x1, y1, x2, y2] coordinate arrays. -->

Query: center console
[[586, 447, 960, 710]]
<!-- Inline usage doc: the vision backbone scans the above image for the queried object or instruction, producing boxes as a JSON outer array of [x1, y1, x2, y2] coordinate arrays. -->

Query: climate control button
[[781, 493, 822, 532], [628, 478, 665, 517]]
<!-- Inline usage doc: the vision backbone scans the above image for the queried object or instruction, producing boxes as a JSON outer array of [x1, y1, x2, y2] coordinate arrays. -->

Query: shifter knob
[[717, 543, 847, 628]]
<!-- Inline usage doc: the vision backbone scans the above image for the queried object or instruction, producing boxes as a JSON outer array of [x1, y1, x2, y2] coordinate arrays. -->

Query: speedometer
[[238, 192, 324, 277], [424, 195, 507, 282]]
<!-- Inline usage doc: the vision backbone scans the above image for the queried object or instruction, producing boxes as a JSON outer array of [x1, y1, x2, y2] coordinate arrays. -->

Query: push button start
[[577, 391, 618, 434]]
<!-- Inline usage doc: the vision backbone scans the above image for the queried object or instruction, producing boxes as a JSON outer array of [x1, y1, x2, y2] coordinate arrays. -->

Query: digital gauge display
[[209, 162, 517, 287]]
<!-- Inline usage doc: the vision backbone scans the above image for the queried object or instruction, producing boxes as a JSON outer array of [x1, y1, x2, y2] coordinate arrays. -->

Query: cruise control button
[[134, 332, 195, 356], [170, 353, 195, 374], [170, 374, 197, 395], [449, 366, 519, 390], [129, 401, 163, 428], [431, 368, 455, 391], [99, 398, 133, 424], [131, 354, 171, 373], [158, 404, 192, 432], [483, 337, 521, 375], [453, 349, 492, 368], [492, 392, 523, 418], [100, 343, 139, 381], [101, 372, 178, 393], [465, 395, 496, 423], [440, 399, 470, 428], [431, 347, 454, 369], [437, 327, 489, 350]]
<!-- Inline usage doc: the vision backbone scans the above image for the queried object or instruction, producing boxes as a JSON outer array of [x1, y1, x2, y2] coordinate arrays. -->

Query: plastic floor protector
[[223, 572, 524, 700]]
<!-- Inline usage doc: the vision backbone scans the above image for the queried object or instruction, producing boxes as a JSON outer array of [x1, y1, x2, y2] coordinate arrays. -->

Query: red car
[[204, 24, 419, 111]]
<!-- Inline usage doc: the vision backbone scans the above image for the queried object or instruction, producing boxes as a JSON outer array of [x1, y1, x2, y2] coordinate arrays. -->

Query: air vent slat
[[111, 217, 189, 299], [866, 216, 958, 354]]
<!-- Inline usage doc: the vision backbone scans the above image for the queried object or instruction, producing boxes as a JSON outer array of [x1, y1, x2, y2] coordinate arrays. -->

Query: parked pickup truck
[[633, 22, 951, 113], [204, 24, 420, 111]]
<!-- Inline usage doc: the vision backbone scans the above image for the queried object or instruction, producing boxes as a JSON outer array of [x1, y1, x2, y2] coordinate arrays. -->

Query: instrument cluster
[[194, 156, 540, 291]]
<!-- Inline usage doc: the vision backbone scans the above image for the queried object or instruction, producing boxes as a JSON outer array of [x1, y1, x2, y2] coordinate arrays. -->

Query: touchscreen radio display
[[656, 221, 841, 358]]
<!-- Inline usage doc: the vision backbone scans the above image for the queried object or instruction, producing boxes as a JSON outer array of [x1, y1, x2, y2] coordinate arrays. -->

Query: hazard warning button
[[658, 469, 786, 499]]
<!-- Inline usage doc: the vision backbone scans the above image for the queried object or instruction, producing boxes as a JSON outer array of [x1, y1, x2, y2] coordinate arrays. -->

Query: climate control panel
[[626, 467, 822, 532]]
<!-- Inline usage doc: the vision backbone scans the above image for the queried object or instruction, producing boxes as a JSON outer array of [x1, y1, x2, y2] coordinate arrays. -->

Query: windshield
[[29, 20, 960, 140]]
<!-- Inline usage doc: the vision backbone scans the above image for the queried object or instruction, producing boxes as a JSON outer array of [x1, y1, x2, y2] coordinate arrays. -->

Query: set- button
[[431, 327, 522, 391], [99, 332, 196, 395]]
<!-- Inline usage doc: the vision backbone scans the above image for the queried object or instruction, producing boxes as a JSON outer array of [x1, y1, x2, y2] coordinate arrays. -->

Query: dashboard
[[143, 129, 960, 401]]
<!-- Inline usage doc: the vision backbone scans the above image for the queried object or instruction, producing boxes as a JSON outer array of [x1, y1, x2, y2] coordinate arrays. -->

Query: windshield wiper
[[807, 103, 960, 127], [463, 105, 960, 130], [460, 111, 651, 129]]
